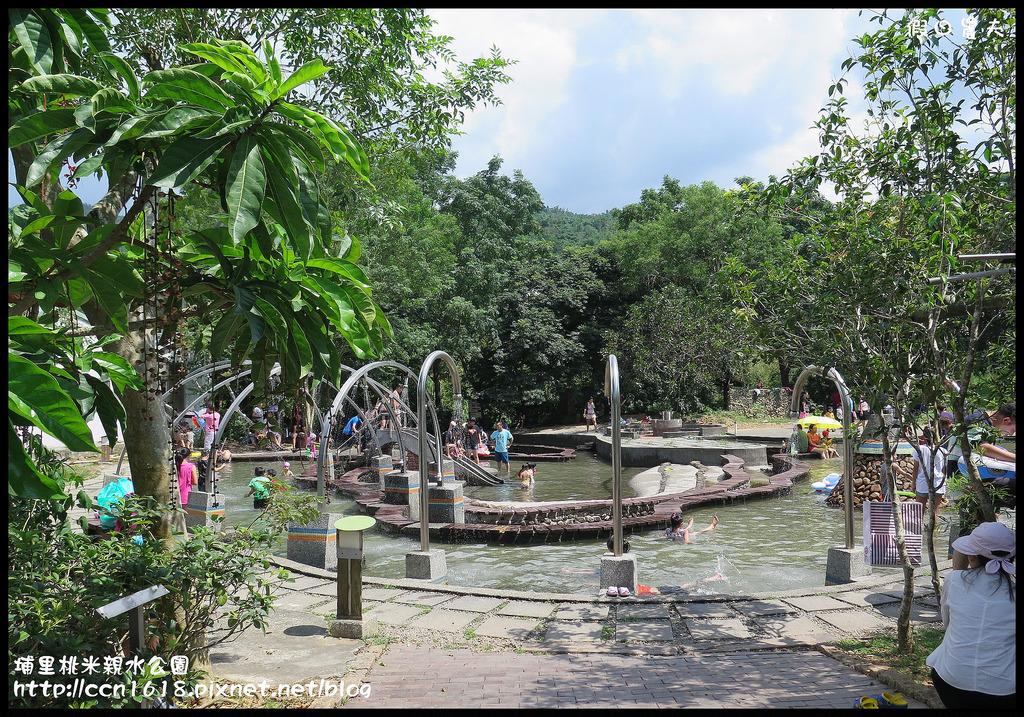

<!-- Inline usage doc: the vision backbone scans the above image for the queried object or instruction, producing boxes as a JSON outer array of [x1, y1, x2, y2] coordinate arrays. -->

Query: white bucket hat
[[952, 522, 1016, 575]]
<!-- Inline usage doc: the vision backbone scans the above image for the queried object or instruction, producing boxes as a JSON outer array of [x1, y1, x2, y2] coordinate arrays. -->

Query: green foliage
[[8, 453, 318, 708], [834, 627, 945, 682]]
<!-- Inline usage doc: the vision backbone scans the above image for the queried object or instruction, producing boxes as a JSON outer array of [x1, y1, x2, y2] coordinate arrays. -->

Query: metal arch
[[604, 354, 624, 557], [789, 365, 856, 549], [417, 351, 463, 553], [317, 361, 420, 499]]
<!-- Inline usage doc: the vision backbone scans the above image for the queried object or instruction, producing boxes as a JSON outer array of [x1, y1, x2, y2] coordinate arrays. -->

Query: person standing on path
[[490, 421, 514, 477], [584, 398, 597, 432]]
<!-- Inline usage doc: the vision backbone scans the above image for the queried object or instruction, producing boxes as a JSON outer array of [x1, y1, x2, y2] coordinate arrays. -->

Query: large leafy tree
[[9, 10, 391, 537], [726, 8, 1015, 651]]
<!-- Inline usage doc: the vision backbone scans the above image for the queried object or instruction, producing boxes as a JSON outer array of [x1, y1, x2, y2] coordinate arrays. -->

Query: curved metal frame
[[317, 362, 419, 499], [605, 355, 624, 556], [789, 365, 855, 548], [417, 351, 462, 552]]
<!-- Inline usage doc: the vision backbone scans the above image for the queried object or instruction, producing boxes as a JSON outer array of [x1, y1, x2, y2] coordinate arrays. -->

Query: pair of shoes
[[853, 696, 879, 709], [870, 693, 908, 709], [606, 586, 631, 597]]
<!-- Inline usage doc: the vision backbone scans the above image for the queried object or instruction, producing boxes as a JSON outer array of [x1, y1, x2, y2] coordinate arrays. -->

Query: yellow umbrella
[[797, 415, 842, 430]]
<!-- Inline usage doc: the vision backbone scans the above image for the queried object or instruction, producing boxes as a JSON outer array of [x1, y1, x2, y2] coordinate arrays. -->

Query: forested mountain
[[531, 207, 616, 252]]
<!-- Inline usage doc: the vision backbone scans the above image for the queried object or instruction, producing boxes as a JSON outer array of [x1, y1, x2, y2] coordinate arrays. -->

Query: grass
[[833, 627, 945, 682]]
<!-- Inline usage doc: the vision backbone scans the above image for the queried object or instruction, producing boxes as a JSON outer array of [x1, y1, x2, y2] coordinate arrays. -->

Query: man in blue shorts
[[490, 421, 514, 477]]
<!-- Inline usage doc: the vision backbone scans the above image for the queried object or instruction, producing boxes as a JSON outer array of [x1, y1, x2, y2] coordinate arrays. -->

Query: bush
[[8, 444, 319, 708]]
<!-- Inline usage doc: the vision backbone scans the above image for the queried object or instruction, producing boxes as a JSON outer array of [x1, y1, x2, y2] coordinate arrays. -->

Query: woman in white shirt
[[926, 521, 1015, 710], [893, 426, 947, 522]]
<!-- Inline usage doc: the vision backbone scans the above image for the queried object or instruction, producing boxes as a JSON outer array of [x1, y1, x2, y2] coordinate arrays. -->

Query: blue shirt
[[343, 416, 362, 435], [491, 428, 513, 453]]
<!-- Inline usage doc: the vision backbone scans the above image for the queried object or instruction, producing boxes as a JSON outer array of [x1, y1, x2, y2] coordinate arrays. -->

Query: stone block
[[329, 614, 378, 639], [286, 513, 336, 571], [825, 546, 869, 584], [428, 460, 456, 485], [383, 470, 419, 506], [427, 483, 464, 523], [184, 490, 225, 531], [405, 549, 447, 582], [599, 552, 638, 592]]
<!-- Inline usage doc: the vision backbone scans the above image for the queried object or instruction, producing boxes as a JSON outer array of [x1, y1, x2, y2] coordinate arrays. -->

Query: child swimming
[[665, 513, 719, 543]]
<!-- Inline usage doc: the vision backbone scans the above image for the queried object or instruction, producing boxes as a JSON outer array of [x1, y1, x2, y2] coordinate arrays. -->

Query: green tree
[[9, 11, 389, 536], [726, 8, 1015, 652]]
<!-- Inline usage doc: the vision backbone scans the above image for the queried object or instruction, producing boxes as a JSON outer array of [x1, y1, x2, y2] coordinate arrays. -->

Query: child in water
[[665, 513, 719, 543], [281, 461, 294, 478], [518, 462, 537, 490]]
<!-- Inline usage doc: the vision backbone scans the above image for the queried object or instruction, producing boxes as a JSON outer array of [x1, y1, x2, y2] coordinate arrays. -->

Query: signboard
[[864, 500, 923, 567]]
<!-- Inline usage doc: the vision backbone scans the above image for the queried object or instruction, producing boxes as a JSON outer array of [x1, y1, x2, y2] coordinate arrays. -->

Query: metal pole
[[790, 365, 856, 549], [605, 355, 623, 557], [417, 351, 462, 553]]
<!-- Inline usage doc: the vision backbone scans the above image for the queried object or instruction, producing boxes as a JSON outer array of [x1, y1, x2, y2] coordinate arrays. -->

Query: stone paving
[[205, 555, 963, 709]]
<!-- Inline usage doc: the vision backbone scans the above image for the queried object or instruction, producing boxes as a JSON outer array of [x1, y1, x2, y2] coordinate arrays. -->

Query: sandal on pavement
[[607, 586, 618, 597], [617, 586, 631, 597], [853, 696, 879, 709], [871, 693, 908, 709]]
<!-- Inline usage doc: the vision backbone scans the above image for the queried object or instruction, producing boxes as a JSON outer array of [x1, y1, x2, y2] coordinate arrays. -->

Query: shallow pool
[[216, 454, 870, 595]]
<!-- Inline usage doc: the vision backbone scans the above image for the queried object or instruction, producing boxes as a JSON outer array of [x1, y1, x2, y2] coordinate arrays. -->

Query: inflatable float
[[958, 451, 1016, 483], [811, 472, 842, 492]]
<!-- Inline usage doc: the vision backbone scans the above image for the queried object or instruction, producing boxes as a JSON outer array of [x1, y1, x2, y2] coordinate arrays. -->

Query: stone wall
[[725, 387, 793, 420], [824, 452, 916, 507]]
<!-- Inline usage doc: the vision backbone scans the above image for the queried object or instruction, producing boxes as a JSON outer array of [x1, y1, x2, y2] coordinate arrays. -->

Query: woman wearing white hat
[[926, 521, 1016, 710]]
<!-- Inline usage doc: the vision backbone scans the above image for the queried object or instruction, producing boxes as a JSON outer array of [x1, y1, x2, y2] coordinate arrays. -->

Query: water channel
[[217, 453, 860, 596]]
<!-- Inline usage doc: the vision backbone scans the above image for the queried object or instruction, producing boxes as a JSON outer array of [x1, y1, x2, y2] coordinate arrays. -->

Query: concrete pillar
[[184, 491, 225, 531], [406, 549, 448, 582], [286, 513, 336, 571], [427, 482, 464, 524], [371, 454, 393, 489], [383, 470, 419, 507], [825, 546, 869, 585], [428, 459, 456, 485], [600, 553, 638, 593]]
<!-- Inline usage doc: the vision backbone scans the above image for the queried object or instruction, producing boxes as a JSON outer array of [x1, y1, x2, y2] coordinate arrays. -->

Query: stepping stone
[[393, 591, 455, 607], [616, 603, 671, 620], [364, 602, 424, 625], [443, 595, 506, 613], [731, 599, 797, 617], [309, 583, 340, 597], [362, 587, 410, 601], [554, 604, 610, 621], [497, 600, 557, 618], [674, 602, 735, 619], [757, 614, 832, 643], [873, 601, 942, 623], [408, 609, 478, 632], [830, 590, 901, 607], [815, 609, 891, 634], [684, 618, 753, 641], [544, 621, 607, 642], [781, 595, 851, 612], [474, 616, 540, 640], [615, 619, 675, 642], [274, 591, 332, 611], [286, 576, 334, 591]]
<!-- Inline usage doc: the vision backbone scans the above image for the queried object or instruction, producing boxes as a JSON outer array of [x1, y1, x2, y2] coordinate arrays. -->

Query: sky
[[11, 9, 979, 215], [423, 9, 963, 214]]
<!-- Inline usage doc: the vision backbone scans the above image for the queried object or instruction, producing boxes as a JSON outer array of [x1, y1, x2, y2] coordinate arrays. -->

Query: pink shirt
[[179, 461, 197, 506]]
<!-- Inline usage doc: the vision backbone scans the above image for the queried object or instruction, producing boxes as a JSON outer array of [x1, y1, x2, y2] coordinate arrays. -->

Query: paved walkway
[[207, 557, 956, 709]]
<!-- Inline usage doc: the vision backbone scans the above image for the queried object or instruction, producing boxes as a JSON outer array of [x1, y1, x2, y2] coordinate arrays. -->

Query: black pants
[[931, 668, 1016, 710], [253, 498, 268, 510]]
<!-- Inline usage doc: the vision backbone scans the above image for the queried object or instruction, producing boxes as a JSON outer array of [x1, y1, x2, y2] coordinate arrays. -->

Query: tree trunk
[[881, 434, 915, 654], [779, 359, 791, 389]]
